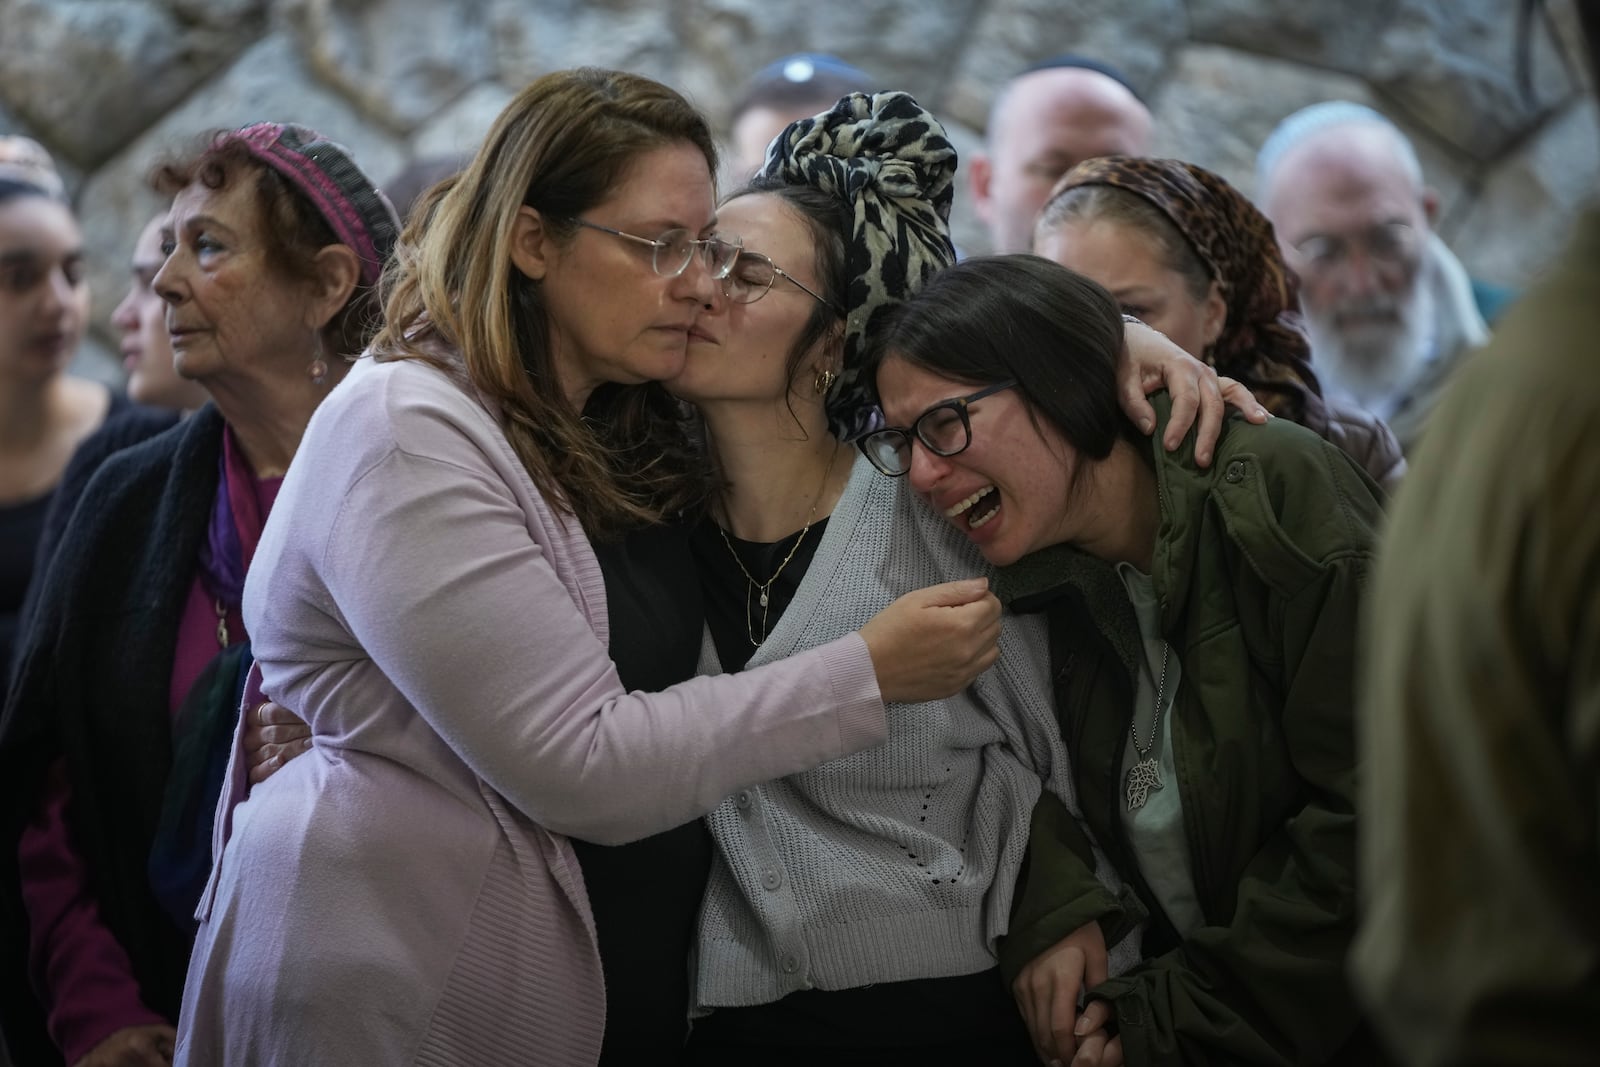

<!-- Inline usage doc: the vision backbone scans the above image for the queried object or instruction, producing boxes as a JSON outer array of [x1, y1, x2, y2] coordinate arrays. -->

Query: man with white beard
[[1256, 103, 1494, 455]]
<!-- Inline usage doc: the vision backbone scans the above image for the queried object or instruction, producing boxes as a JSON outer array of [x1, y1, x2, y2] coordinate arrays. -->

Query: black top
[[570, 517, 708, 1065], [0, 390, 137, 682], [690, 517, 828, 672], [0, 491, 50, 681]]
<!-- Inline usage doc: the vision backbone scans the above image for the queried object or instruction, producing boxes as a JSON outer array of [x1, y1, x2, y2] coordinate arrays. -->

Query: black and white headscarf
[[758, 91, 958, 441]]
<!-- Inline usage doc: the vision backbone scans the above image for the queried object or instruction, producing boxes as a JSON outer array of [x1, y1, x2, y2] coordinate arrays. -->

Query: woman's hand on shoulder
[[1116, 319, 1268, 467], [859, 577, 1001, 704], [244, 700, 312, 786], [71, 1023, 176, 1067]]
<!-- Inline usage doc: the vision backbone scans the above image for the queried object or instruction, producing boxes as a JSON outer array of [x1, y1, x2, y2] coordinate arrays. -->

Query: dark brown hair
[[871, 255, 1138, 461]]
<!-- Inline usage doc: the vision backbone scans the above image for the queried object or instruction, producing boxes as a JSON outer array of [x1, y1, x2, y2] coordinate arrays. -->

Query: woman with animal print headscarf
[[672, 92, 1263, 1066], [1035, 156, 1406, 493]]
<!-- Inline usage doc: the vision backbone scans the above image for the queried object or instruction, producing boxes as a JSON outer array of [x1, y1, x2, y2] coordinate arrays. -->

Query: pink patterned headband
[[218, 122, 399, 288]]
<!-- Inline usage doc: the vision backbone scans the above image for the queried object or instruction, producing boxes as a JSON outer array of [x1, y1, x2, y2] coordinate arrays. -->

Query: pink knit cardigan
[[175, 354, 886, 1065]]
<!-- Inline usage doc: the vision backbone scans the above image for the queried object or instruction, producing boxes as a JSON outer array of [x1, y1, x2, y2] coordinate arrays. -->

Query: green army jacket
[[998, 397, 1388, 1066]]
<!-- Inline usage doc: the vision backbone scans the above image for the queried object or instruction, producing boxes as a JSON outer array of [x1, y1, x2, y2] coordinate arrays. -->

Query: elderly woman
[[0, 123, 400, 1067], [0, 176, 115, 683], [868, 255, 1384, 1066], [172, 69, 1005, 1066], [1033, 156, 1405, 493]]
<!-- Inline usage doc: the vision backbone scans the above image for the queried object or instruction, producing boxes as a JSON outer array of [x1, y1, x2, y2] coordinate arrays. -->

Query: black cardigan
[[0, 406, 224, 1065]]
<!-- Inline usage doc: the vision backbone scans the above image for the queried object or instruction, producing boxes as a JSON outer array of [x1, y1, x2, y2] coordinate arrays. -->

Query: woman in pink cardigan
[[173, 68, 1000, 1065]]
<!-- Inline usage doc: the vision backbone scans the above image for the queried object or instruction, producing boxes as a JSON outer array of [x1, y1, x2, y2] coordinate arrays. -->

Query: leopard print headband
[[758, 91, 958, 440]]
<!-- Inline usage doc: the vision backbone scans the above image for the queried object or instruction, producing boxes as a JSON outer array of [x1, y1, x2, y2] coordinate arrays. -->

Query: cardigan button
[[1225, 460, 1247, 483], [762, 868, 782, 891], [781, 953, 800, 974], [735, 790, 753, 810]]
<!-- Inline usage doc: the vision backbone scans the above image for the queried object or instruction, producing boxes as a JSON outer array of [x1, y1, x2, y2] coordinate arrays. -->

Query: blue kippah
[[748, 53, 874, 92]]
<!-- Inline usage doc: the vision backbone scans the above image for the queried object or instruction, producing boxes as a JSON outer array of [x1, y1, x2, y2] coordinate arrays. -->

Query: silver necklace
[[1125, 642, 1171, 811]]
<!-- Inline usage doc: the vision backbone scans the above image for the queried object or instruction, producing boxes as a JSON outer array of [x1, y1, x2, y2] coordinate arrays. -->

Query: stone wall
[[3, 0, 1594, 377]]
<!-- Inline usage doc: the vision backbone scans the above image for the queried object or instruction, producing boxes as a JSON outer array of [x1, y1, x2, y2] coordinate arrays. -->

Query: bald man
[[1257, 104, 1496, 454], [970, 58, 1152, 253]]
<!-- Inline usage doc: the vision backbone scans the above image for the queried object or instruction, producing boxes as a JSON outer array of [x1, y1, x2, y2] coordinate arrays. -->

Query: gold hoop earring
[[814, 368, 837, 396]]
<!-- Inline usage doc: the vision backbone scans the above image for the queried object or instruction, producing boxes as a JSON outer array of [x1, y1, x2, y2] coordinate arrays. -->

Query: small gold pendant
[[1126, 757, 1162, 810], [759, 590, 769, 608]]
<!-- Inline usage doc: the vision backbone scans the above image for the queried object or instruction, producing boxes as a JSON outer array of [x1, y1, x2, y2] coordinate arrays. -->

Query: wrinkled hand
[[1013, 920, 1108, 1065], [1116, 319, 1269, 467], [71, 1023, 176, 1067], [244, 700, 311, 786], [1070, 1000, 1124, 1066], [859, 578, 1001, 704]]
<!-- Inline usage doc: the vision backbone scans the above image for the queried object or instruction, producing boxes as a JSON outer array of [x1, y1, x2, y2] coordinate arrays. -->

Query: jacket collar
[[995, 392, 1223, 657]]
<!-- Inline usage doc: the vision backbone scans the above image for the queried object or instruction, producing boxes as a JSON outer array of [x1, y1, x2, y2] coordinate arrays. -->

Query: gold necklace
[[717, 446, 840, 647]]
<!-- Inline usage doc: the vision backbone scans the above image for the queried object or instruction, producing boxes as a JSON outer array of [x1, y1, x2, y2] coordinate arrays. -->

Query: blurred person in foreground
[[1352, 1, 1600, 1063]]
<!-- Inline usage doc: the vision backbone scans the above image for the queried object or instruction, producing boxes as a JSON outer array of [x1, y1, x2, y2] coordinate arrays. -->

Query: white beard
[[1304, 270, 1435, 410]]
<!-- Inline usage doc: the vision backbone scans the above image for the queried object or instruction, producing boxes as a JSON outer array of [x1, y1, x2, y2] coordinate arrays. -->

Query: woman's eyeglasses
[[722, 250, 844, 316], [567, 218, 743, 279], [857, 380, 1017, 477]]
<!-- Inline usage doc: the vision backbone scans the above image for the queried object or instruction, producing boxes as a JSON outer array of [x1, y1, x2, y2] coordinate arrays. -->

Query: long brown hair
[[374, 68, 718, 539]]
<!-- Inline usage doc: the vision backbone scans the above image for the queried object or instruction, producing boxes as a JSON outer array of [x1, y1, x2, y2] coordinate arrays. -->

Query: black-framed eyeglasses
[[857, 380, 1018, 477], [722, 250, 845, 316], [567, 218, 743, 279]]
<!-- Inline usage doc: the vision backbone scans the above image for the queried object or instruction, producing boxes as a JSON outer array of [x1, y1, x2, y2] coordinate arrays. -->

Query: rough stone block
[[945, 0, 1184, 133], [1151, 43, 1466, 217], [1450, 99, 1600, 287], [279, 0, 497, 134], [0, 0, 266, 168]]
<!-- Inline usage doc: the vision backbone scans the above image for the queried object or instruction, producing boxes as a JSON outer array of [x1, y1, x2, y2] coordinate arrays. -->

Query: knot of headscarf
[[760, 91, 958, 440], [1051, 156, 1326, 428]]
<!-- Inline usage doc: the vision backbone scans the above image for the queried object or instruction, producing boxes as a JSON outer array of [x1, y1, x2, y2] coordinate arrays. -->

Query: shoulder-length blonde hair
[[374, 67, 717, 539]]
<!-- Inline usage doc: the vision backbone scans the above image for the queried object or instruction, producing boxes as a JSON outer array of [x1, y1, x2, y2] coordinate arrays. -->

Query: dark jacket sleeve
[[999, 787, 1131, 983]]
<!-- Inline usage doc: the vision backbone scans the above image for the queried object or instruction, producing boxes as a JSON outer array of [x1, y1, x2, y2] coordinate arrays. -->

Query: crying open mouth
[[947, 486, 1001, 530]]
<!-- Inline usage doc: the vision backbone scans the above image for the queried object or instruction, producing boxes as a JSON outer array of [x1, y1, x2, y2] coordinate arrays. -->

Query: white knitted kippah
[[1255, 101, 1422, 195]]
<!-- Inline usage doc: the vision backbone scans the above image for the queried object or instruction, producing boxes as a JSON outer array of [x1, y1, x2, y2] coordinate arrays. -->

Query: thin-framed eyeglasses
[[857, 380, 1018, 477], [723, 250, 845, 316], [1289, 220, 1419, 275], [566, 217, 742, 279]]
